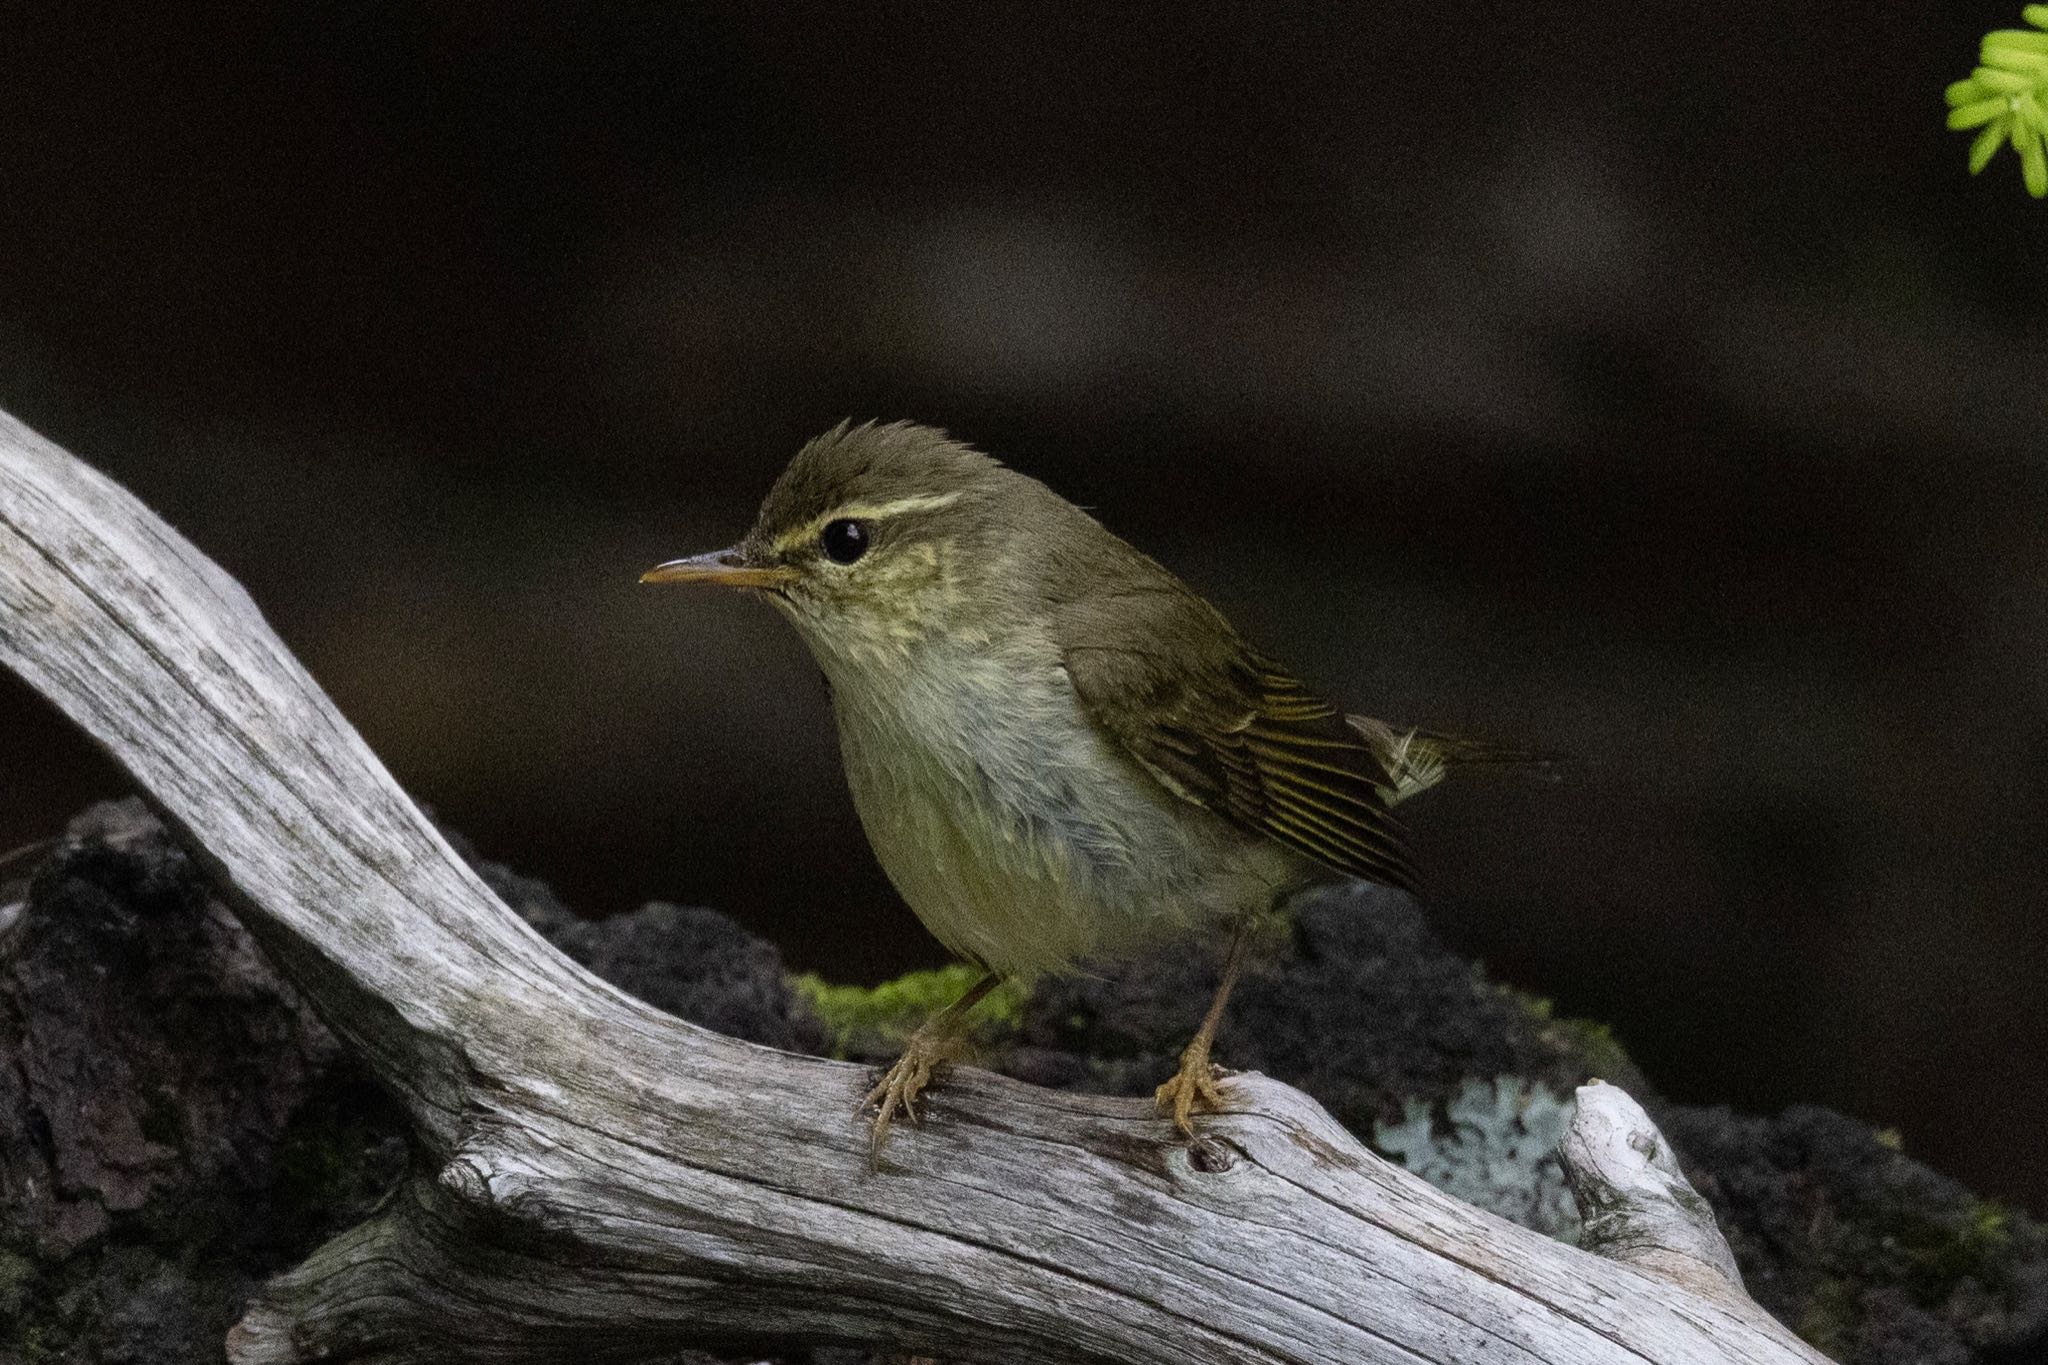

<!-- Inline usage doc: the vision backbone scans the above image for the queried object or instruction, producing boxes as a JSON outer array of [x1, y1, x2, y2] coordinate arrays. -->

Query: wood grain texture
[[0, 408, 1829, 1365]]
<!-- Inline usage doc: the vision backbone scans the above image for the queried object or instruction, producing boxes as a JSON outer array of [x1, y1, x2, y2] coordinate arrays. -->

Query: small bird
[[644, 421, 1515, 1157]]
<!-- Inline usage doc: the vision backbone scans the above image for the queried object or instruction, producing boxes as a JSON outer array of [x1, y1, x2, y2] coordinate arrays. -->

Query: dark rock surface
[[2, 801, 2042, 1364], [0, 801, 407, 1365], [1663, 1106, 2048, 1365]]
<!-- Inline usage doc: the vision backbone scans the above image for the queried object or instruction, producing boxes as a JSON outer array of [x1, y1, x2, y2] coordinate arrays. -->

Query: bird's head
[[643, 421, 1021, 667]]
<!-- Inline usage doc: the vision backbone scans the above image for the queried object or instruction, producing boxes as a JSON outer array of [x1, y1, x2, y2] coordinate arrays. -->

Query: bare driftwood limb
[[0, 407, 1828, 1365], [1562, 1081, 1748, 1302]]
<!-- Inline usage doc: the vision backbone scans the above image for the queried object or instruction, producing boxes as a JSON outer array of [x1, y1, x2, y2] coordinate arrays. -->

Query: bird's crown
[[748, 419, 1005, 556]]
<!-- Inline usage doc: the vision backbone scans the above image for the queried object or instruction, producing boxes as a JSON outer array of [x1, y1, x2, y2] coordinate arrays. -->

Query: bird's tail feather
[[1346, 715, 1564, 807]]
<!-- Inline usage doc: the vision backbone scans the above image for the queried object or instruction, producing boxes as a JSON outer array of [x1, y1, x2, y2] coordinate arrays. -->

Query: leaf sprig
[[1948, 5, 2048, 197]]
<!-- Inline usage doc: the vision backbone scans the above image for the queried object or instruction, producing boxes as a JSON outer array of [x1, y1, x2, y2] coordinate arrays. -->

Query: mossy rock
[[793, 963, 1025, 1060]]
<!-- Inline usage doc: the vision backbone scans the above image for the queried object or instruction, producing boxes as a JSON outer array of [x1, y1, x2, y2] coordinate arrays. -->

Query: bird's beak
[[639, 547, 799, 590]]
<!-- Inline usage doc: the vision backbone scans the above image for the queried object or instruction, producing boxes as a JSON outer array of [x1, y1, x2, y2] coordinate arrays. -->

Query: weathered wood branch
[[0, 408, 1828, 1365]]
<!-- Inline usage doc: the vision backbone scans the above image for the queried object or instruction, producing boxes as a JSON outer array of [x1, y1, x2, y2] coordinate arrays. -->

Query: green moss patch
[[792, 964, 1025, 1059]]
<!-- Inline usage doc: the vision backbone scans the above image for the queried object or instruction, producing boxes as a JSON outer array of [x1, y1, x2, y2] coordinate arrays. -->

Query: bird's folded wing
[[1058, 590, 1418, 894]]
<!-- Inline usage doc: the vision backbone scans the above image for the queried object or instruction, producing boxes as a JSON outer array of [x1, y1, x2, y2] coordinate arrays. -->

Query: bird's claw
[[863, 1030, 955, 1164], [1154, 1037, 1231, 1137]]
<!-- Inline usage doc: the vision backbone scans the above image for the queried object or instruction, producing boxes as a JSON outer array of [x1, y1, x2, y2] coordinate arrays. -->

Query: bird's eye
[[820, 518, 869, 564]]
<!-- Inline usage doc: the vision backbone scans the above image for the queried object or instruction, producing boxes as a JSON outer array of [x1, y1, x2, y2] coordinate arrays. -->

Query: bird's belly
[[831, 659, 1298, 978]]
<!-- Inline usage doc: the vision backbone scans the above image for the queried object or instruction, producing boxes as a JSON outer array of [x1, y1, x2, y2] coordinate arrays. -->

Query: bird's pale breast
[[823, 632, 1309, 978]]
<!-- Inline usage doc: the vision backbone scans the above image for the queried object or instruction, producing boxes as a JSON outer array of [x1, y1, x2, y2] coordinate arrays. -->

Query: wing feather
[[1059, 591, 1418, 893]]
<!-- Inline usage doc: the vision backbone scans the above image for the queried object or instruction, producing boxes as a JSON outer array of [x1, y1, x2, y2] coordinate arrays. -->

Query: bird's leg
[[1155, 917, 1253, 1136], [864, 970, 1002, 1162]]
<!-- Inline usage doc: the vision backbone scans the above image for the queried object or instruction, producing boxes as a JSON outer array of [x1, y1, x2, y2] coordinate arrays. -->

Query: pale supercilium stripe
[[770, 491, 967, 553]]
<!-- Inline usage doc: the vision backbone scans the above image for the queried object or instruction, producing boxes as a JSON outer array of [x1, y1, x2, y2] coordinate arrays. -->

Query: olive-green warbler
[[645, 421, 1513, 1157]]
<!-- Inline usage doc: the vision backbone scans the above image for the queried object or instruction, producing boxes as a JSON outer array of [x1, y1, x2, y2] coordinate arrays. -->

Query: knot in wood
[[437, 1155, 492, 1204], [1189, 1136, 1242, 1174]]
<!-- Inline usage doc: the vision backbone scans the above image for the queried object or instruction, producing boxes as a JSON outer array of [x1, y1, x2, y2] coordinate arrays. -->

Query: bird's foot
[[1154, 1036, 1230, 1137], [863, 1026, 965, 1163]]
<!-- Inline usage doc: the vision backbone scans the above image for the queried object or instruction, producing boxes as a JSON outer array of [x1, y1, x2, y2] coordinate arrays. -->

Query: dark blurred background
[[2, 3, 2045, 1209]]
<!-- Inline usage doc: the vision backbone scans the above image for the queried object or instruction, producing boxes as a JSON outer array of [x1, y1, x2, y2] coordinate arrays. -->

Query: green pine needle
[[1951, 6, 2048, 196]]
